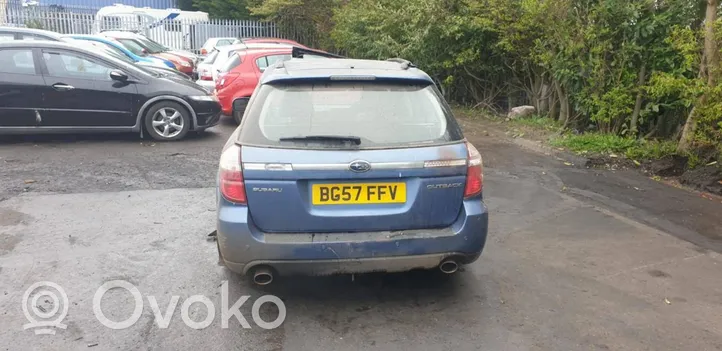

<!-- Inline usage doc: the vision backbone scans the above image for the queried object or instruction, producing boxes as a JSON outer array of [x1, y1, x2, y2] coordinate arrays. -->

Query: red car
[[215, 46, 339, 123], [214, 48, 293, 123]]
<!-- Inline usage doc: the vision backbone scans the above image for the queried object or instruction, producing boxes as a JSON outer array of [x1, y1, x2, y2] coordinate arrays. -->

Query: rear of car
[[199, 37, 234, 57], [214, 48, 291, 116], [215, 59, 488, 280], [194, 47, 222, 91]]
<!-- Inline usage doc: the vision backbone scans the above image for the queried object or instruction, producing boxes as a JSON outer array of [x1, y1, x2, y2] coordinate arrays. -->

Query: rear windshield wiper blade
[[279, 135, 362, 145]]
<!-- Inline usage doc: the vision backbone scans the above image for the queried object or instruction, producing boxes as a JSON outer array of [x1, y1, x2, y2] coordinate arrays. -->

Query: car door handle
[[52, 83, 75, 91]]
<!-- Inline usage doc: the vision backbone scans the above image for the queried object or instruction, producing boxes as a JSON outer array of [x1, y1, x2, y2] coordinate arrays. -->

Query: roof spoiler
[[386, 58, 416, 69], [291, 46, 344, 59]]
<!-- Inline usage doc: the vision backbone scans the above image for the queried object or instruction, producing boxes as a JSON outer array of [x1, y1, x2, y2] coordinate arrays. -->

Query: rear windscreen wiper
[[279, 135, 362, 145]]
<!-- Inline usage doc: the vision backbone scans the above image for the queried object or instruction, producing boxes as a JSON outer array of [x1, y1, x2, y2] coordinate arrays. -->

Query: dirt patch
[[584, 154, 637, 170], [0, 234, 22, 256], [645, 156, 688, 177], [648, 269, 671, 278], [680, 165, 722, 196], [0, 208, 32, 226]]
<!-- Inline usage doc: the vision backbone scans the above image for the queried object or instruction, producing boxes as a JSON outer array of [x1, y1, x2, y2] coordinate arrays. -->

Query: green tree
[[192, 0, 253, 20]]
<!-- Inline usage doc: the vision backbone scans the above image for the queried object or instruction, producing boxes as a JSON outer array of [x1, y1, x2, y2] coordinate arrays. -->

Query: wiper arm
[[279, 135, 362, 145]]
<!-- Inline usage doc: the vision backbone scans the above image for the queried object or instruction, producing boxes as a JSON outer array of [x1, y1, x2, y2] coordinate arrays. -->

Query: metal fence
[[0, 0, 317, 53]]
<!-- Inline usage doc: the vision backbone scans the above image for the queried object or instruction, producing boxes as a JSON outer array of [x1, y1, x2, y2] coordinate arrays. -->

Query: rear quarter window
[[219, 53, 241, 73], [238, 81, 463, 149]]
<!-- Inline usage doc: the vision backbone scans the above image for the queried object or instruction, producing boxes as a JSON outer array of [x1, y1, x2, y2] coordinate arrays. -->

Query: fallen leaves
[[664, 298, 671, 305]]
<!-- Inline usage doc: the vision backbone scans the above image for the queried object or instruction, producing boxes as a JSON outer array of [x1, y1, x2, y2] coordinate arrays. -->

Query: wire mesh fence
[[0, 0, 317, 52]]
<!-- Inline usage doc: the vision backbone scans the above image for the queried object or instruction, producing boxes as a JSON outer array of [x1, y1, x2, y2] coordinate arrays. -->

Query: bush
[[551, 133, 677, 160]]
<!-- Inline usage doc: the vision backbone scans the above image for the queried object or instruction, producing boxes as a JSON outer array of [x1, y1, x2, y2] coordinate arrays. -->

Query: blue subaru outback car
[[215, 54, 488, 285]]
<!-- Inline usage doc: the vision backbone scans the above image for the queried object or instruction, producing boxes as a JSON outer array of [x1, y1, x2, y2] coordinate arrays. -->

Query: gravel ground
[[0, 115, 721, 351]]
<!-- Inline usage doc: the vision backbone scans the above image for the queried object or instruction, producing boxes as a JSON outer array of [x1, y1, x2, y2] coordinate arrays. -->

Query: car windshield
[[70, 40, 132, 63], [137, 36, 167, 53], [116, 38, 149, 56], [87, 40, 134, 62], [238, 82, 463, 149]]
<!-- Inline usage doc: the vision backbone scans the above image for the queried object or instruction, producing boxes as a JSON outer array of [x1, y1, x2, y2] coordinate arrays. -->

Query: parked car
[[214, 48, 292, 123], [0, 26, 63, 41], [215, 46, 339, 123], [66, 39, 192, 81], [0, 41, 220, 141], [100, 31, 197, 78], [195, 42, 298, 93], [215, 56, 488, 284], [136, 33, 199, 64], [64, 34, 176, 69], [0, 28, 188, 80], [199, 37, 235, 56]]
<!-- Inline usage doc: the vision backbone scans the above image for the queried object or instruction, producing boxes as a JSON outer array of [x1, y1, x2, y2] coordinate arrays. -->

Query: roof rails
[[387, 58, 416, 70], [291, 46, 344, 59]]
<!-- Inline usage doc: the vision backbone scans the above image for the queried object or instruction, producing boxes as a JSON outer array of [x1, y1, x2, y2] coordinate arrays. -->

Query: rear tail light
[[201, 48, 207, 55], [217, 72, 239, 89], [200, 71, 212, 81], [464, 142, 483, 198], [219, 144, 246, 204]]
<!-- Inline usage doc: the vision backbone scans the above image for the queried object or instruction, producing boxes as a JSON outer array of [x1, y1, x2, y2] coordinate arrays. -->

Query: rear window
[[219, 52, 241, 73], [238, 82, 463, 149]]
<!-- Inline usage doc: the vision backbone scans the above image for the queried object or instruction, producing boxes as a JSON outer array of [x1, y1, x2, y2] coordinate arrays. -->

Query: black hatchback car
[[0, 41, 221, 141]]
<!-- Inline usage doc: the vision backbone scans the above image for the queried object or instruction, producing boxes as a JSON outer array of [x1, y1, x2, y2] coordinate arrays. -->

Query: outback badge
[[349, 160, 371, 173]]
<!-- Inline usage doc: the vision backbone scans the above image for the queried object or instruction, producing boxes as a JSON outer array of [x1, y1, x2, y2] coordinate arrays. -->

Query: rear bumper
[[194, 111, 221, 130], [216, 195, 489, 276], [225, 252, 481, 276]]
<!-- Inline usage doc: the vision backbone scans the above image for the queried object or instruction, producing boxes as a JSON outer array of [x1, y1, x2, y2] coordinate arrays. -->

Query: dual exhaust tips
[[249, 259, 460, 286]]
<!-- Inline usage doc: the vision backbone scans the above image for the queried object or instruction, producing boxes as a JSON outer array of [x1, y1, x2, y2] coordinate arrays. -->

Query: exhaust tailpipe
[[439, 260, 459, 274], [252, 266, 274, 286]]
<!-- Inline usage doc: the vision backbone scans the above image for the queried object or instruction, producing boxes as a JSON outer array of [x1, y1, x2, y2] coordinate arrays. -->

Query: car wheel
[[232, 98, 248, 124], [144, 101, 191, 141], [233, 110, 243, 124]]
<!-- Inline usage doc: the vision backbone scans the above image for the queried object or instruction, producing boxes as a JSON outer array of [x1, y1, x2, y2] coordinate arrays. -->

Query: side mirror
[[141, 48, 148, 54], [110, 69, 128, 82], [259, 67, 266, 72]]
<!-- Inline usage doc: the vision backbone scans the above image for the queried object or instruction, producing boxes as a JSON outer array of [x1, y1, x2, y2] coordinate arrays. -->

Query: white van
[[93, 4, 209, 51]]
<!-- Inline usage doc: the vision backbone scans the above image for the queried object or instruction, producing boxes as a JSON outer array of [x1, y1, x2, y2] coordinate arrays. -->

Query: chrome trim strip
[[243, 163, 292, 171], [423, 159, 468, 168], [243, 159, 467, 171]]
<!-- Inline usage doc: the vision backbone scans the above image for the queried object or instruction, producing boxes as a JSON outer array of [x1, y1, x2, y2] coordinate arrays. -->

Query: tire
[[232, 98, 249, 125], [233, 110, 243, 124], [144, 101, 191, 141]]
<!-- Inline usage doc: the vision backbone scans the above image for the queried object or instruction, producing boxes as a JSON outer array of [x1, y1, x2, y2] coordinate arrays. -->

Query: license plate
[[312, 183, 406, 205]]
